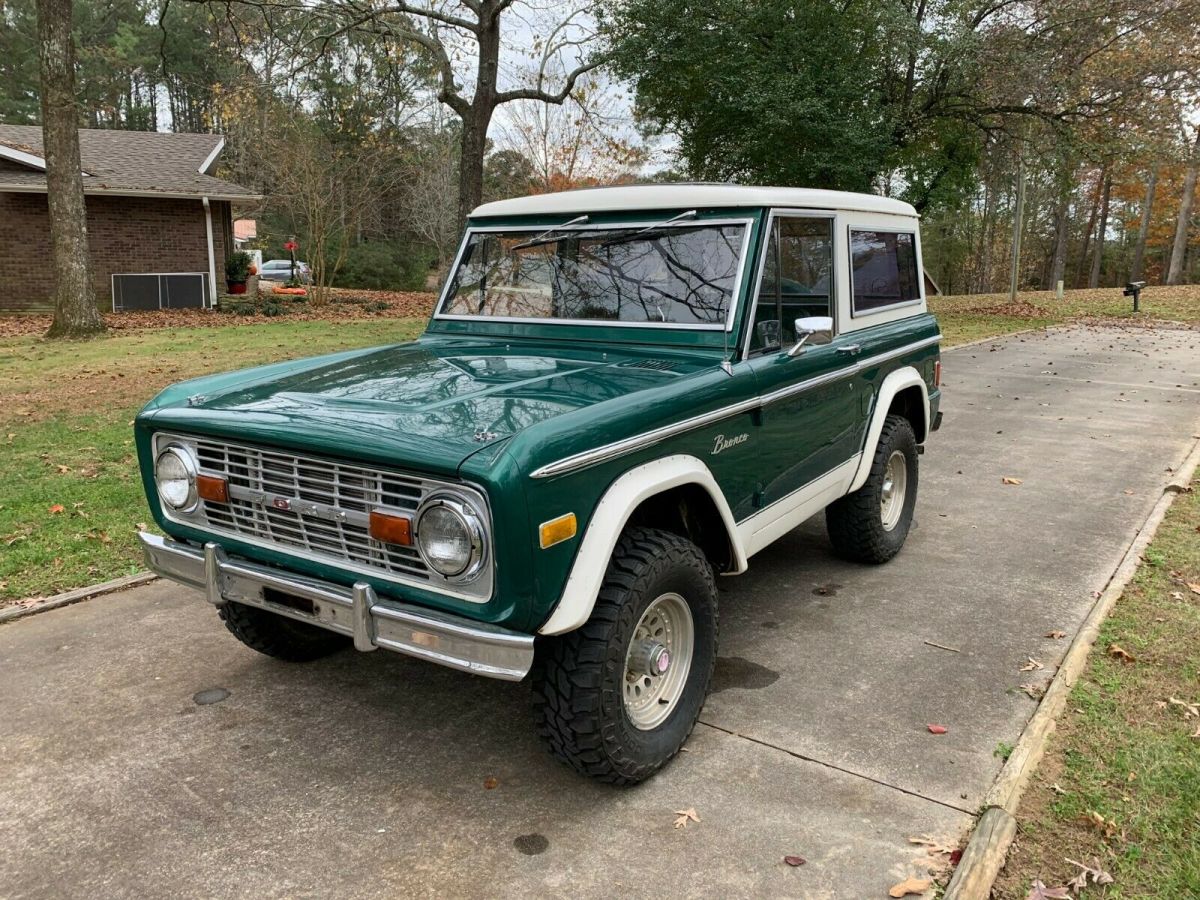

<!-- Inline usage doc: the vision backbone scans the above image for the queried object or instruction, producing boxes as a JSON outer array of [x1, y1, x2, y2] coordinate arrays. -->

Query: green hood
[[138, 337, 712, 476]]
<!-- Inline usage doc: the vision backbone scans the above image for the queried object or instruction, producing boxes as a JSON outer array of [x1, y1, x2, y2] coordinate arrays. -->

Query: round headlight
[[155, 445, 197, 511], [415, 495, 486, 580]]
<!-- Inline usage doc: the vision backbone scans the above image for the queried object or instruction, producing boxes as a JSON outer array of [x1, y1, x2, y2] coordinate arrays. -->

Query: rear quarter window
[[850, 230, 920, 315]]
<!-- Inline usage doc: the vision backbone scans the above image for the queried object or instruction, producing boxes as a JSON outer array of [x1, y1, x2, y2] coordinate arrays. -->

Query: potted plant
[[225, 251, 252, 295]]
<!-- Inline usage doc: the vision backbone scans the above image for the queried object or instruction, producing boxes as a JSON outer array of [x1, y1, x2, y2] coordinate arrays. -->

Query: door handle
[[836, 344, 863, 356]]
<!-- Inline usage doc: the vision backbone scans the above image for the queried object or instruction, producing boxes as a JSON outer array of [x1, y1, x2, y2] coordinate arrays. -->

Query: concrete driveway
[[2, 325, 1198, 899]]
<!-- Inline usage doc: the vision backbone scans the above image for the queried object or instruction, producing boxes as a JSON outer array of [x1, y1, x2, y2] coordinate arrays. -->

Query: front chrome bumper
[[139, 532, 533, 681]]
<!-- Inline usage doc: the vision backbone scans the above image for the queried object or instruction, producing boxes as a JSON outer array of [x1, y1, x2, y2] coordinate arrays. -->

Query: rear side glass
[[850, 230, 920, 314]]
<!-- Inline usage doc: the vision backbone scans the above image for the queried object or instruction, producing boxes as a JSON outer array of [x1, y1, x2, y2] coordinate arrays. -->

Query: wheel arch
[[848, 366, 929, 494], [537, 455, 746, 636]]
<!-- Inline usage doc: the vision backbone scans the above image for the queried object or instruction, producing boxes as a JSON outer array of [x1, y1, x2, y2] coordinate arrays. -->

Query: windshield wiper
[[596, 210, 699, 249], [509, 215, 590, 251]]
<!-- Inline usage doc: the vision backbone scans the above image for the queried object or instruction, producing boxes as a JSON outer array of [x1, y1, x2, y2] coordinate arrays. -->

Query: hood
[[141, 338, 712, 475]]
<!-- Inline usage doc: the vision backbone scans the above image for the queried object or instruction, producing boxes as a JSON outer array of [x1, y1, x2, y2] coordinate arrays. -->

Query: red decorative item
[[284, 240, 298, 252], [228, 283, 248, 295]]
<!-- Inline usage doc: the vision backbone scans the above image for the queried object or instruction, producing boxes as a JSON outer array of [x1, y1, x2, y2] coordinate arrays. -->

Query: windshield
[[439, 222, 748, 327]]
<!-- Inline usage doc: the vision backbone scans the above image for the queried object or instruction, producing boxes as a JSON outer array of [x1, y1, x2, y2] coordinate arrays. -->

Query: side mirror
[[787, 316, 834, 357]]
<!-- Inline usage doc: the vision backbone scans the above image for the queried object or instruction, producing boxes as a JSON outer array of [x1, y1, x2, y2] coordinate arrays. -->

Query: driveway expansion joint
[[698, 719, 976, 816]]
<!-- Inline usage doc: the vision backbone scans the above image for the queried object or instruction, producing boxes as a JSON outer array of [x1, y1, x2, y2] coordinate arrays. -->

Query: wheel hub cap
[[880, 450, 907, 531], [623, 592, 695, 731]]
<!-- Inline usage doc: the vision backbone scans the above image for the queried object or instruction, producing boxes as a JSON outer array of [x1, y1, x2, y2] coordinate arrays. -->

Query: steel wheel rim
[[623, 592, 694, 731], [880, 450, 907, 531]]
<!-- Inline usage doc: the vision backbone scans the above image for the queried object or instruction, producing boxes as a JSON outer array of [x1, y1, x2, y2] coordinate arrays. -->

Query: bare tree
[[37, 0, 103, 338], [496, 68, 643, 192], [223, 0, 607, 228], [264, 112, 403, 302], [1166, 128, 1199, 285], [397, 121, 461, 271]]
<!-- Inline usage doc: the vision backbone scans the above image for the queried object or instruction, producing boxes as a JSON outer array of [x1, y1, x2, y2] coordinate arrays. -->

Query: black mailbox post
[[1123, 280, 1146, 312]]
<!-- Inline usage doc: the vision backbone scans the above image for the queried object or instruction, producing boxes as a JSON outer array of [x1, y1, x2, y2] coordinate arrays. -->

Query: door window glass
[[750, 217, 833, 353], [850, 230, 920, 314]]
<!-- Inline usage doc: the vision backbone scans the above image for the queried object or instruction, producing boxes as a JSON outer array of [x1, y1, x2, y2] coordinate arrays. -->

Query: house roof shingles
[[0, 125, 258, 202]]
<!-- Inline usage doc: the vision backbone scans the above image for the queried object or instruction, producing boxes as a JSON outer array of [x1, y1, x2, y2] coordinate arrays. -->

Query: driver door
[[746, 214, 860, 511]]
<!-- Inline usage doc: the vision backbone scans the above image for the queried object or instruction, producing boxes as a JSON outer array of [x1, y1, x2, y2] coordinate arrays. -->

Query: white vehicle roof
[[472, 183, 918, 219]]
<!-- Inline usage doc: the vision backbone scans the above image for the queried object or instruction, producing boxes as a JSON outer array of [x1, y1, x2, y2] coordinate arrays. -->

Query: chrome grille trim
[[152, 432, 493, 603]]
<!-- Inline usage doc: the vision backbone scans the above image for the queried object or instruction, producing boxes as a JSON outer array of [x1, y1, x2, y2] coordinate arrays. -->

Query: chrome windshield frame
[[431, 216, 756, 333]]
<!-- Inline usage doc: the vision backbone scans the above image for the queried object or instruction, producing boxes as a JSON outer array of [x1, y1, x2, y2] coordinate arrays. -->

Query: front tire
[[219, 602, 349, 662], [531, 527, 718, 785], [826, 413, 919, 564]]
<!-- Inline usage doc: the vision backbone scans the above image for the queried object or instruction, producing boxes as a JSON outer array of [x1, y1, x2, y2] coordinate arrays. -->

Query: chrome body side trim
[[530, 335, 941, 479], [140, 532, 533, 681]]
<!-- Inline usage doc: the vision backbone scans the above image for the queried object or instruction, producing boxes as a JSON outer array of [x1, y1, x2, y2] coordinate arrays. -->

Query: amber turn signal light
[[539, 513, 577, 549], [369, 510, 412, 546], [196, 474, 229, 504]]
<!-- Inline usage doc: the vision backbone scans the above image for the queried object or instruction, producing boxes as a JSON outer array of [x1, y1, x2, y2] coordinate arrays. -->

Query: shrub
[[225, 251, 252, 282], [261, 300, 288, 317], [333, 241, 436, 291]]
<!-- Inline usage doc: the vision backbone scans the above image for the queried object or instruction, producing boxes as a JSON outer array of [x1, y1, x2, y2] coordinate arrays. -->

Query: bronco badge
[[711, 433, 749, 455]]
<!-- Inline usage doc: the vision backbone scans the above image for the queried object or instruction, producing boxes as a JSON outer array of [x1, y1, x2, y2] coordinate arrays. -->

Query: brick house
[[0, 126, 259, 313]]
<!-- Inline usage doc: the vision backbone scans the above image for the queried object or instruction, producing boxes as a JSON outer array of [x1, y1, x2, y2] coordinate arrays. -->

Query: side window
[[850, 230, 920, 314], [750, 216, 834, 353]]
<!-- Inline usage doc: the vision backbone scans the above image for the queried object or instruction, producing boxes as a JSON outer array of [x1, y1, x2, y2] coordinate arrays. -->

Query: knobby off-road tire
[[531, 527, 718, 785], [826, 413, 919, 564], [219, 601, 348, 662]]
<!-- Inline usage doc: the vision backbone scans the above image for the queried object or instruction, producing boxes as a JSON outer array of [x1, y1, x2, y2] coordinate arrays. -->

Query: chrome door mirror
[[787, 315, 834, 357]]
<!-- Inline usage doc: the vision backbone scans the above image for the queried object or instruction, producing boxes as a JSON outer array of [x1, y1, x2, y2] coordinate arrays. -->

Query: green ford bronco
[[137, 184, 942, 784]]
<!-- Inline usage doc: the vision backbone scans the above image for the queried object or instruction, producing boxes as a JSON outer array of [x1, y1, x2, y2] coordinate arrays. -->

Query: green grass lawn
[[0, 319, 424, 603], [0, 285, 1197, 604], [994, 478, 1200, 898]]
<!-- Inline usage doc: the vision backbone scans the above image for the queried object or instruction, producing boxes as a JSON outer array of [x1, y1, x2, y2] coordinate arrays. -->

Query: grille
[[192, 437, 435, 581]]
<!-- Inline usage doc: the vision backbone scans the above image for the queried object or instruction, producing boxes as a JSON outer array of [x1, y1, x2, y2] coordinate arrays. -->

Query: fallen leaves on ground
[[673, 808, 700, 829], [783, 855, 806, 867], [1066, 856, 1114, 890], [909, 835, 959, 874], [1166, 697, 1199, 718], [1045, 630, 1067, 639], [1187, 582, 1200, 596], [483, 776, 499, 789], [0, 289, 437, 338], [926, 723, 948, 734], [1082, 810, 1120, 838], [1020, 683, 1044, 699], [1002, 476, 1024, 485], [48, 504, 65, 514], [1021, 657, 1045, 671], [1025, 880, 1071, 900], [888, 876, 931, 897], [1107, 643, 1136, 663]]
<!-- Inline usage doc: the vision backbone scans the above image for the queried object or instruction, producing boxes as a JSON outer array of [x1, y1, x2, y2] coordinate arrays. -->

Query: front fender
[[848, 366, 928, 494], [537, 454, 746, 636]]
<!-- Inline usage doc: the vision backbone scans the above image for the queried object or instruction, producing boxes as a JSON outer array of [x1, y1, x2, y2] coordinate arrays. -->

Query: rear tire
[[826, 413, 918, 564], [531, 527, 718, 785], [219, 602, 348, 662]]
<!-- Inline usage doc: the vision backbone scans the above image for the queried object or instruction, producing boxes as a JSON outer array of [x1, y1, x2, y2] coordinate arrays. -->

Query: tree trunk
[[1166, 130, 1199, 286], [1074, 166, 1104, 288], [455, 5, 501, 229], [1047, 159, 1074, 290], [1130, 166, 1157, 283], [37, 0, 102, 338], [1088, 172, 1112, 288]]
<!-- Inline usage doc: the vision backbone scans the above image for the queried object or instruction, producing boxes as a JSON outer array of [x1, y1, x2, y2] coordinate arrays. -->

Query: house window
[[850, 230, 920, 315], [750, 216, 834, 352]]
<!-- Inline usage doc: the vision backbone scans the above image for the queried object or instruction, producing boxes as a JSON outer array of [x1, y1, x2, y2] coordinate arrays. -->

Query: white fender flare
[[848, 366, 929, 494], [538, 454, 746, 636]]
